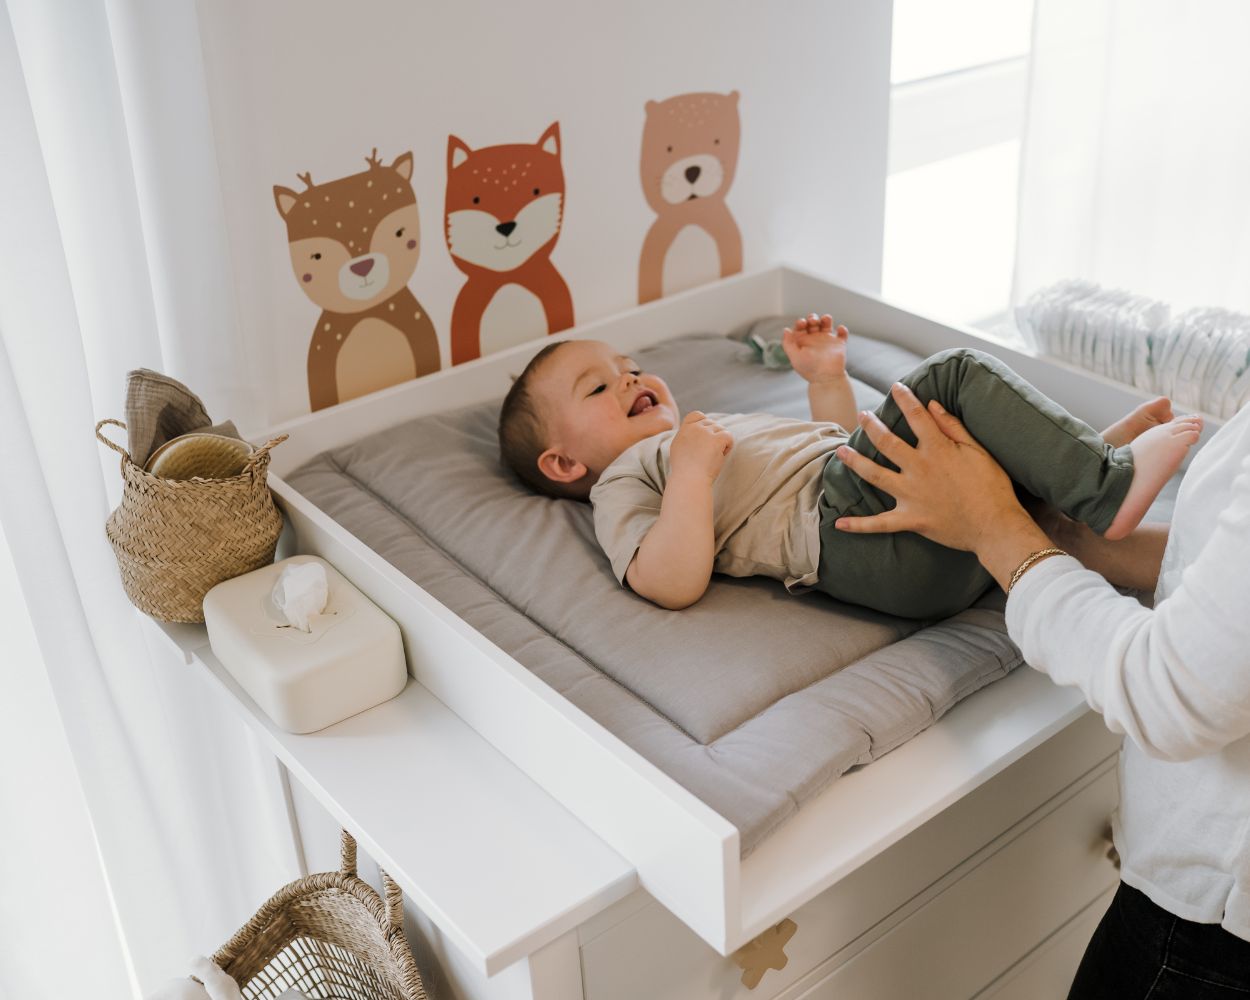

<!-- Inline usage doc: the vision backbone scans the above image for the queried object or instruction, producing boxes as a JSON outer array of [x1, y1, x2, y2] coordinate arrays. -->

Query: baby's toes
[[1170, 417, 1203, 442], [1143, 396, 1174, 422]]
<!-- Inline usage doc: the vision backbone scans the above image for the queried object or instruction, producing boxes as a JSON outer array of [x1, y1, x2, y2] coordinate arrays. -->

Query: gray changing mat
[[287, 329, 1027, 856]]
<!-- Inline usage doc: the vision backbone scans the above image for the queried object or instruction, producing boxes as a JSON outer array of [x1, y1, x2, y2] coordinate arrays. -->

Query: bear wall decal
[[274, 150, 441, 412], [444, 122, 574, 365], [638, 91, 743, 304]]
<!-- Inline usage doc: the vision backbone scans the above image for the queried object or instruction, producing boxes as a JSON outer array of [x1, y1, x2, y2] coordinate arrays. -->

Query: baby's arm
[[783, 314, 858, 430], [624, 412, 733, 610]]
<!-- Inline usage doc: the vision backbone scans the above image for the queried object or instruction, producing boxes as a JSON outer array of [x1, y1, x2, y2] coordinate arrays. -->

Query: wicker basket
[[212, 831, 429, 1000], [95, 419, 287, 624]]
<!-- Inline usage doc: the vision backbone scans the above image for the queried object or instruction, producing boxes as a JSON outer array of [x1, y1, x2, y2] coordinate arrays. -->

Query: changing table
[[162, 267, 1210, 1000]]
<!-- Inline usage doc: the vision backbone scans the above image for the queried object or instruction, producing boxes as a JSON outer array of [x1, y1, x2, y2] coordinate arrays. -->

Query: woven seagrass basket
[[211, 831, 429, 1000], [95, 418, 287, 624]]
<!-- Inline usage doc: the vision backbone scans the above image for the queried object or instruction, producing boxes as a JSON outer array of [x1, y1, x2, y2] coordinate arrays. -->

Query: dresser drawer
[[579, 714, 1119, 1000], [783, 766, 1119, 999], [975, 888, 1115, 1000]]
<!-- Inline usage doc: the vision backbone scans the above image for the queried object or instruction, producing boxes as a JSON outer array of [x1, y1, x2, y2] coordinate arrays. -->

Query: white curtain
[[1012, 0, 1250, 313], [0, 1, 296, 996]]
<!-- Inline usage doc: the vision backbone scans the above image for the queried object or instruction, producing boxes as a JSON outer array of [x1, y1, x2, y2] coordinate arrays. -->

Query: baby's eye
[[629, 369, 642, 376], [395, 227, 405, 237], [589, 384, 606, 395], [311, 252, 322, 260]]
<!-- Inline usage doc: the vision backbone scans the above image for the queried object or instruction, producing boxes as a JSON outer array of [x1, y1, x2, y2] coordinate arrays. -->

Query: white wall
[[195, 0, 892, 424]]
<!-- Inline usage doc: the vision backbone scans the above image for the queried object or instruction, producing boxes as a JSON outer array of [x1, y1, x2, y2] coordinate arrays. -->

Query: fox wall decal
[[444, 122, 574, 366]]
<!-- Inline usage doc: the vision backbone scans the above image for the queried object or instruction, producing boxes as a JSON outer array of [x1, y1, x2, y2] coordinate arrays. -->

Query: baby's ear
[[537, 448, 587, 485]]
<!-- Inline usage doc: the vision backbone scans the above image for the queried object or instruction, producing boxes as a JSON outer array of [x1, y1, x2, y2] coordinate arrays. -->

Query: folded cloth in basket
[[124, 368, 239, 468]]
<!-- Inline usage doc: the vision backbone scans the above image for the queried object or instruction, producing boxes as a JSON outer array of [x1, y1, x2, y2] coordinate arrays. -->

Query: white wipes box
[[203, 555, 406, 733]]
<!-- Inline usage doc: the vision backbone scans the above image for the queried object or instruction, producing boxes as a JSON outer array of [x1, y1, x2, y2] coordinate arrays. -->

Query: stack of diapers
[[1016, 279, 1250, 418]]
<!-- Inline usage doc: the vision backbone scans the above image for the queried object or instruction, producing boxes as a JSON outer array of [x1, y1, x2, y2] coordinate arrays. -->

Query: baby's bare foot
[[1105, 416, 1203, 540], [1102, 397, 1173, 447]]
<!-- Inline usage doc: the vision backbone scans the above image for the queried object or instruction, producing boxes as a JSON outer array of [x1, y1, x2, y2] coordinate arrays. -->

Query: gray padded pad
[[287, 329, 1025, 855]]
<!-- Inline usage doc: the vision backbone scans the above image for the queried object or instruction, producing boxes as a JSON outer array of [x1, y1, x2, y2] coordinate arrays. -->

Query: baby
[[497, 315, 1202, 618]]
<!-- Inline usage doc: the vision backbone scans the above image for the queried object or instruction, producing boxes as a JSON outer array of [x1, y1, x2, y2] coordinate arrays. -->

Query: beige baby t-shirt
[[589, 411, 849, 593]]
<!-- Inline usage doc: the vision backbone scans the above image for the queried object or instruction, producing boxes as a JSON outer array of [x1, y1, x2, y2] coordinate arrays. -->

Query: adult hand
[[834, 383, 1042, 558]]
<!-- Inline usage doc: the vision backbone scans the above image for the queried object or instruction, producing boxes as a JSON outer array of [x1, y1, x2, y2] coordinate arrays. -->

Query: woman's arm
[[835, 384, 1250, 761], [1043, 514, 1170, 594], [1006, 527, 1250, 760]]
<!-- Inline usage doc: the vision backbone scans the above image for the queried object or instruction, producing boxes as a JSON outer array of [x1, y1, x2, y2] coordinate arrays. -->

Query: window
[[882, 0, 1035, 339]]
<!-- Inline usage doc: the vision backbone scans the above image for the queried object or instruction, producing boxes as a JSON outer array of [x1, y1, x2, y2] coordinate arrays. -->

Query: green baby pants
[[815, 347, 1134, 619]]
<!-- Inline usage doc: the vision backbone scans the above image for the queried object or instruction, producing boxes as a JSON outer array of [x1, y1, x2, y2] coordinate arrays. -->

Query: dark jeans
[[1069, 882, 1250, 998], [816, 347, 1135, 619]]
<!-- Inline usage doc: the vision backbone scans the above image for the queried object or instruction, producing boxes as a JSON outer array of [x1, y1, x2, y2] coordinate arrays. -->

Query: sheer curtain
[[1012, 0, 1250, 313], [0, 1, 296, 996]]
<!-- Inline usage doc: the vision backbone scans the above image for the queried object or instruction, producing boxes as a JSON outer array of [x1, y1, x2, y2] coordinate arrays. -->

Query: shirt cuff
[[1004, 553, 1083, 641]]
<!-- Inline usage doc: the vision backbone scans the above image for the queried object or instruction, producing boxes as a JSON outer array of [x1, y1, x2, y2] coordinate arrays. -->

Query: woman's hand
[[835, 383, 1055, 588]]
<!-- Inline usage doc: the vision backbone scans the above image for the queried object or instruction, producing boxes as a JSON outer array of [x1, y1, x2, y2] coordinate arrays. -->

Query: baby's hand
[[671, 411, 733, 483], [783, 313, 850, 384]]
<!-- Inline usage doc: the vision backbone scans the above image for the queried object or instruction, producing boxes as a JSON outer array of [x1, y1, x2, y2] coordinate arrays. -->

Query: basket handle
[[340, 829, 358, 878], [380, 870, 405, 934], [95, 418, 133, 464], [340, 831, 405, 933], [243, 433, 288, 474]]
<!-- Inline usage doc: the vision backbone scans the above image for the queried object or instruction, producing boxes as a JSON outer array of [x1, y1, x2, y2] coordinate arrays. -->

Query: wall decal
[[444, 122, 574, 365], [638, 91, 743, 304], [274, 150, 441, 412]]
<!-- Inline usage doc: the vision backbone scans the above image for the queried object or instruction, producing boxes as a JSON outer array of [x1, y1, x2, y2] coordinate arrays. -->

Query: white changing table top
[[147, 619, 637, 977]]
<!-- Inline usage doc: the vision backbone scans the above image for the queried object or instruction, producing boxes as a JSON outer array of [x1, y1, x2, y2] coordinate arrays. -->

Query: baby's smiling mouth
[[628, 390, 658, 416]]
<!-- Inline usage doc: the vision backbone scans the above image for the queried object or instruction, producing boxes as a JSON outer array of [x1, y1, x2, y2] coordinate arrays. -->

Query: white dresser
[[160, 622, 1120, 1000]]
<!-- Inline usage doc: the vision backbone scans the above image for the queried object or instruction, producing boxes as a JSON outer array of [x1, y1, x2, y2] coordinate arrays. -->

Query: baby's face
[[533, 340, 679, 483]]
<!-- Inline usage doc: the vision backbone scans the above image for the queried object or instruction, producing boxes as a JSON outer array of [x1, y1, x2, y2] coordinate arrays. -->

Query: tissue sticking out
[[271, 561, 329, 632]]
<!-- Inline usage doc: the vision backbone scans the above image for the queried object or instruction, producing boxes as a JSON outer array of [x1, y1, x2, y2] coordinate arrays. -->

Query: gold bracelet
[[1007, 547, 1068, 594]]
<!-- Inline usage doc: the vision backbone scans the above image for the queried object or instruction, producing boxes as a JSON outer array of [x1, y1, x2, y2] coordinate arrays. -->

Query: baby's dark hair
[[498, 341, 590, 501]]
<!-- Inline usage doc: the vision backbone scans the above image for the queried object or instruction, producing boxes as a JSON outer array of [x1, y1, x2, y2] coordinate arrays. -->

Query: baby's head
[[499, 339, 679, 500]]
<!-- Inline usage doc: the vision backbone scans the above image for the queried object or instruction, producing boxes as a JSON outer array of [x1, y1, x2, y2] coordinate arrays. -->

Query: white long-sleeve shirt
[[1005, 400, 1250, 940]]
